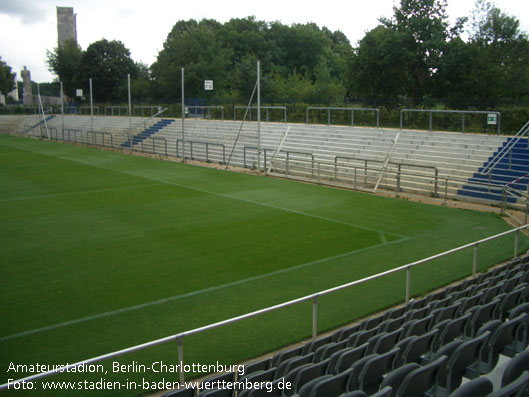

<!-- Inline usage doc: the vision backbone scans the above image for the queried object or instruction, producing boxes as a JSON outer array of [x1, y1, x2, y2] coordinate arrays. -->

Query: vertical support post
[[444, 178, 448, 207], [525, 200, 528, 225], [317, 162, 321, 185], [514, 229, 519, 258], [429, 112, 433, 132], [328, 109, 331, 126], [396, 164, 401, 198], [181, 68, 185, 162], [462, 114, 465, 133], [257, 61, 262, 171], [178, 337, 184, 384], [312, 296, 318, 339], [501, 187, 506, 216], [127, 74, 132, 153], [89, 78, 94, 143], [405, 267, 411, 303], [351, 110, 354, 127], [473, 244, 478, 277], [60, 82, 65, 140]]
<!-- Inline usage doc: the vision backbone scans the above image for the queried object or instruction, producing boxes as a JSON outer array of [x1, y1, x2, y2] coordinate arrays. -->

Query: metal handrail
[[400, 109, 502, 135], [187, 106, 224, 121], [2, 223, 527, 390], [480, 120, 529, 176], [177, 139, 226, 164], [233, 106, 287, 123], [306, 107, 380, 128]]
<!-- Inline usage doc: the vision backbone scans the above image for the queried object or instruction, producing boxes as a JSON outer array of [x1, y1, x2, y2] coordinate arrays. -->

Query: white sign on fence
[[487, 113, 497, 125], [204, 80, 213, 91], [76, 89, 83, 97]]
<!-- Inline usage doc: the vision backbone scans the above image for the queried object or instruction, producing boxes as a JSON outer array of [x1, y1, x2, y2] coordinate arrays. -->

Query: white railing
[[2, 224, 527, 390]]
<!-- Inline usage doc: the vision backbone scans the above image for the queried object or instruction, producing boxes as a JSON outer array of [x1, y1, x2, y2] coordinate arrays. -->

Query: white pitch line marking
[[1, 236, 408, 342]]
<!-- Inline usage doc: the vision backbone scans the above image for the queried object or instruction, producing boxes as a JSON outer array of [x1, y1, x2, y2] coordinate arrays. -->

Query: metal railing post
[[429, 112, 433, 132], [405, 267, 411, 303], [312, 296, 318, 339], [514, 230, 520, 258], [178, 337, 184, 384], [473, 244, 478, 276]]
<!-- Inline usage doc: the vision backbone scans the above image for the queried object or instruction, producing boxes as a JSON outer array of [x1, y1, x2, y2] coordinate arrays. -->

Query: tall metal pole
[[257, 60, 261, 171], [127, 74, 132, 152], [181, 67, 185, 162], [60, 82, 64, 139], [89, 78, 94, 143]]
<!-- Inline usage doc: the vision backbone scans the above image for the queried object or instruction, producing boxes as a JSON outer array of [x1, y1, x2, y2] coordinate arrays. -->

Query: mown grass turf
[[0, 134, 527, 396]]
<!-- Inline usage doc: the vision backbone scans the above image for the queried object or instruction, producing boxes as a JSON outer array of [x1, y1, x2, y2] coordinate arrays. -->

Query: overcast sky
[[1, 0, 528, 84]]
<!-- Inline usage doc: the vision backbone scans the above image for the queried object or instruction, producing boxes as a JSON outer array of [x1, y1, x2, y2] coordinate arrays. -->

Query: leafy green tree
[[381, 0, 453, 103], [0, 57, 16, 95], [77, 39, 136, 102], [348, 25, 415, 100], [463, 1, 529, 104], [46, 40, 83, 98], [151, 19, 231, 100], [151, 17, 352, 102]]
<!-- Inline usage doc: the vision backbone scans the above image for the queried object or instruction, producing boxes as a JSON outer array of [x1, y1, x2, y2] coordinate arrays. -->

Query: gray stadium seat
[[490, 371, 529, 397], [163, 387, 196, 397], [435, 331, 491, 395], [243, 358, 271, 376], [399, 328, 439, 365], [395, 355, 447, 397], [302, 335, 333, 354], [448, 376, 493, 397], [271, 346, 303, 368], [371, 329, 403, 355], [501, 349, 529, 387], [380, 362, 420, 396], [197, 388, 233, 397], [332, 343, 369, 374], [358, 348, 400, 394], [276, 352, 314, 377], [477, 315, 526, 374]]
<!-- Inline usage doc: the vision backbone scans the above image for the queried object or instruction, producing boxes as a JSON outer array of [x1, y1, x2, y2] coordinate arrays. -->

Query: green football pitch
[[0, 134, 526, 395]]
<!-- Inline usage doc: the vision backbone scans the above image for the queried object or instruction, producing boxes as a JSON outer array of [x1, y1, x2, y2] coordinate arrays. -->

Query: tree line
[[1, 0, 528, 110]]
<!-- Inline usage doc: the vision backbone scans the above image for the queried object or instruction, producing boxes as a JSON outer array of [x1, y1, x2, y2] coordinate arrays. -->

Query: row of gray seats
[[163, 256, 529, 397]]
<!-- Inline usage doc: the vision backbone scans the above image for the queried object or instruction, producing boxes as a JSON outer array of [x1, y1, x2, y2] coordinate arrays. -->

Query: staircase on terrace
[[121, 119, 175, 148], [458, 138, 529, 203], [22, 115, 56, 134]]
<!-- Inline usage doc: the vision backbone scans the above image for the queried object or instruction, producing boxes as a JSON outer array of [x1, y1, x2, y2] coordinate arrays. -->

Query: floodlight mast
[[181, 67, 185, 163], [89, 78, 94, 144], [60, 82, 65, 138], [257, 60, 261, 171], [127, 74, 132, 152]]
